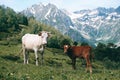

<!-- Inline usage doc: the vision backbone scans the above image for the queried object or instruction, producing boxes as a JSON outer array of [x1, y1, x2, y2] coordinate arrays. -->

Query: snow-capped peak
[[21, 3, 120, 47]]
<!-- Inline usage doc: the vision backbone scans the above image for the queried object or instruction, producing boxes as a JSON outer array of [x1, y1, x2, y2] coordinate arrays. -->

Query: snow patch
[[53, 19, 56, 22], [30, 7, 36, 14], [115, 42, 120, 47], [45, 8, 51, 19], [106, 16, 111, 20], [69, 12, 86, 19], [88, 10, 98, 15], [96, 36, 111, 41], [69, 26, 77, 30], [91, 17, 100, 21], [80, 31, 91, 39]]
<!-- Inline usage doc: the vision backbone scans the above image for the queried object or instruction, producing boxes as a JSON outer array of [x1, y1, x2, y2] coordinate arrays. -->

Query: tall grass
[[0, 44, 120, 80]]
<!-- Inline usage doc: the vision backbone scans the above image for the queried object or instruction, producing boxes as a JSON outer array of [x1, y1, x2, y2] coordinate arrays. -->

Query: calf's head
[[63, 45, 69, 53]]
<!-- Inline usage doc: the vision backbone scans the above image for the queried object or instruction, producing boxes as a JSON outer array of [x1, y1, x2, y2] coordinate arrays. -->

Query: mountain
[[115, 6, 120, 14], [22, 3, 73, 33], [67, 7, 120, 46], [21, 3, 120, 46]]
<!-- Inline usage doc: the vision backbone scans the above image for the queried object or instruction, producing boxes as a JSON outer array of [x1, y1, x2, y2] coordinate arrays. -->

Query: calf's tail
[[89, 47, 94, 62]]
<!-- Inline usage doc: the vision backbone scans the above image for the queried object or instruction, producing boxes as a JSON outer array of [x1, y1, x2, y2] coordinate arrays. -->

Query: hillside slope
[[0, 44, 120, 80]]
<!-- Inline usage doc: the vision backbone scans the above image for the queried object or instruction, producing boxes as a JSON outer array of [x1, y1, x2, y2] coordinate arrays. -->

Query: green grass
[[0, 44, 120, 80]]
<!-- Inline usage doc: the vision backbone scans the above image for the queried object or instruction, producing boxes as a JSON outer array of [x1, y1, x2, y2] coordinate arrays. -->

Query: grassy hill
[[0, 44, 120, 80]]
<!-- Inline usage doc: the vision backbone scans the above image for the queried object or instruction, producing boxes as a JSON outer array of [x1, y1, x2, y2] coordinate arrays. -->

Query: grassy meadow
[[0, 44, 120, 80]]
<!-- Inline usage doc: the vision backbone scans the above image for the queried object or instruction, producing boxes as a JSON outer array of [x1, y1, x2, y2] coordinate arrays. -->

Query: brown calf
[[64, 45, 92, 73]]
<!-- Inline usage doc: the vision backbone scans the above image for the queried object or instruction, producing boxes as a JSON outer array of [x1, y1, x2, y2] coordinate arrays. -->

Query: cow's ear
[[38, 32, 42, 36], [47, 32, 51, 37]]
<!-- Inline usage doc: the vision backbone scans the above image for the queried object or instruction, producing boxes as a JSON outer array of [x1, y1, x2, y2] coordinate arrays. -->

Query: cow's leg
[[22, 44, 27, 64], [23, 50, 29, 64], [40, 50, 44, 65], [72, 58, 76, 69], [34, 49, 39, 66], [23, 47, 26, 64], [39, 46, 44, 65], [26, 51, 29, 64]]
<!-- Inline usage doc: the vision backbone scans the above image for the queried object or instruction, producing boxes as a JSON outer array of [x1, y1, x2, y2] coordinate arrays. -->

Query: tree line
[[0, 5, 28, 39], [94, 43, 120, 62]]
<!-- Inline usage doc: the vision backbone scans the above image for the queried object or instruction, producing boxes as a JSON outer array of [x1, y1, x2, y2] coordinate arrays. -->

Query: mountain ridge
[[21, 3, 120, 46]]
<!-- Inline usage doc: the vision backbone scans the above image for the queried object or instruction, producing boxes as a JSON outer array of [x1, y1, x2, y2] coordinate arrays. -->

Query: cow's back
[[22, 34, 42, 49]]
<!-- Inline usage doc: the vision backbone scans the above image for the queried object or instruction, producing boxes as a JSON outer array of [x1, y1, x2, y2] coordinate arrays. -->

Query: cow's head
[[38, 31, 50, 45], [63, 45, 69, 53]]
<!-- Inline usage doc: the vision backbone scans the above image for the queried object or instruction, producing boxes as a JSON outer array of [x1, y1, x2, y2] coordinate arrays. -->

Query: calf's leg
[[85, 56, 92, 74], [72, 58, 76, 69]]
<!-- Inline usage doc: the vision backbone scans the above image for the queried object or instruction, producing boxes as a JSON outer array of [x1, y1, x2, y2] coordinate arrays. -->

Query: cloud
[[0, 0, 17, 8], [48, 0, 63, 8], [0, 0, 119, 12], [0, 0, 15, 4]]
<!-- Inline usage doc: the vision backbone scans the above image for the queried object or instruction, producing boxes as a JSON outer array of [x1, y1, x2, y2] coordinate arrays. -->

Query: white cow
[[22, 31, 50, 66]]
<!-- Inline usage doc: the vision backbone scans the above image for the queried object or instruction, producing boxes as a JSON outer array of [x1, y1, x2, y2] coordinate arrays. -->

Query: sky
[[0, 0, 120, 12]]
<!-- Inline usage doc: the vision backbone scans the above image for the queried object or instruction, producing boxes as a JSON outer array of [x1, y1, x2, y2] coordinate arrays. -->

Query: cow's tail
[[15, 45, 23, 57], [13, 48, 22, 60], [18, 49, 23, 56]]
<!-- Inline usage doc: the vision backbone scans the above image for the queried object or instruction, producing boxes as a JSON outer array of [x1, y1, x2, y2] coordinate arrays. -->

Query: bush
[[94, 43, 120, 62], [103, 57, 120, 69]]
